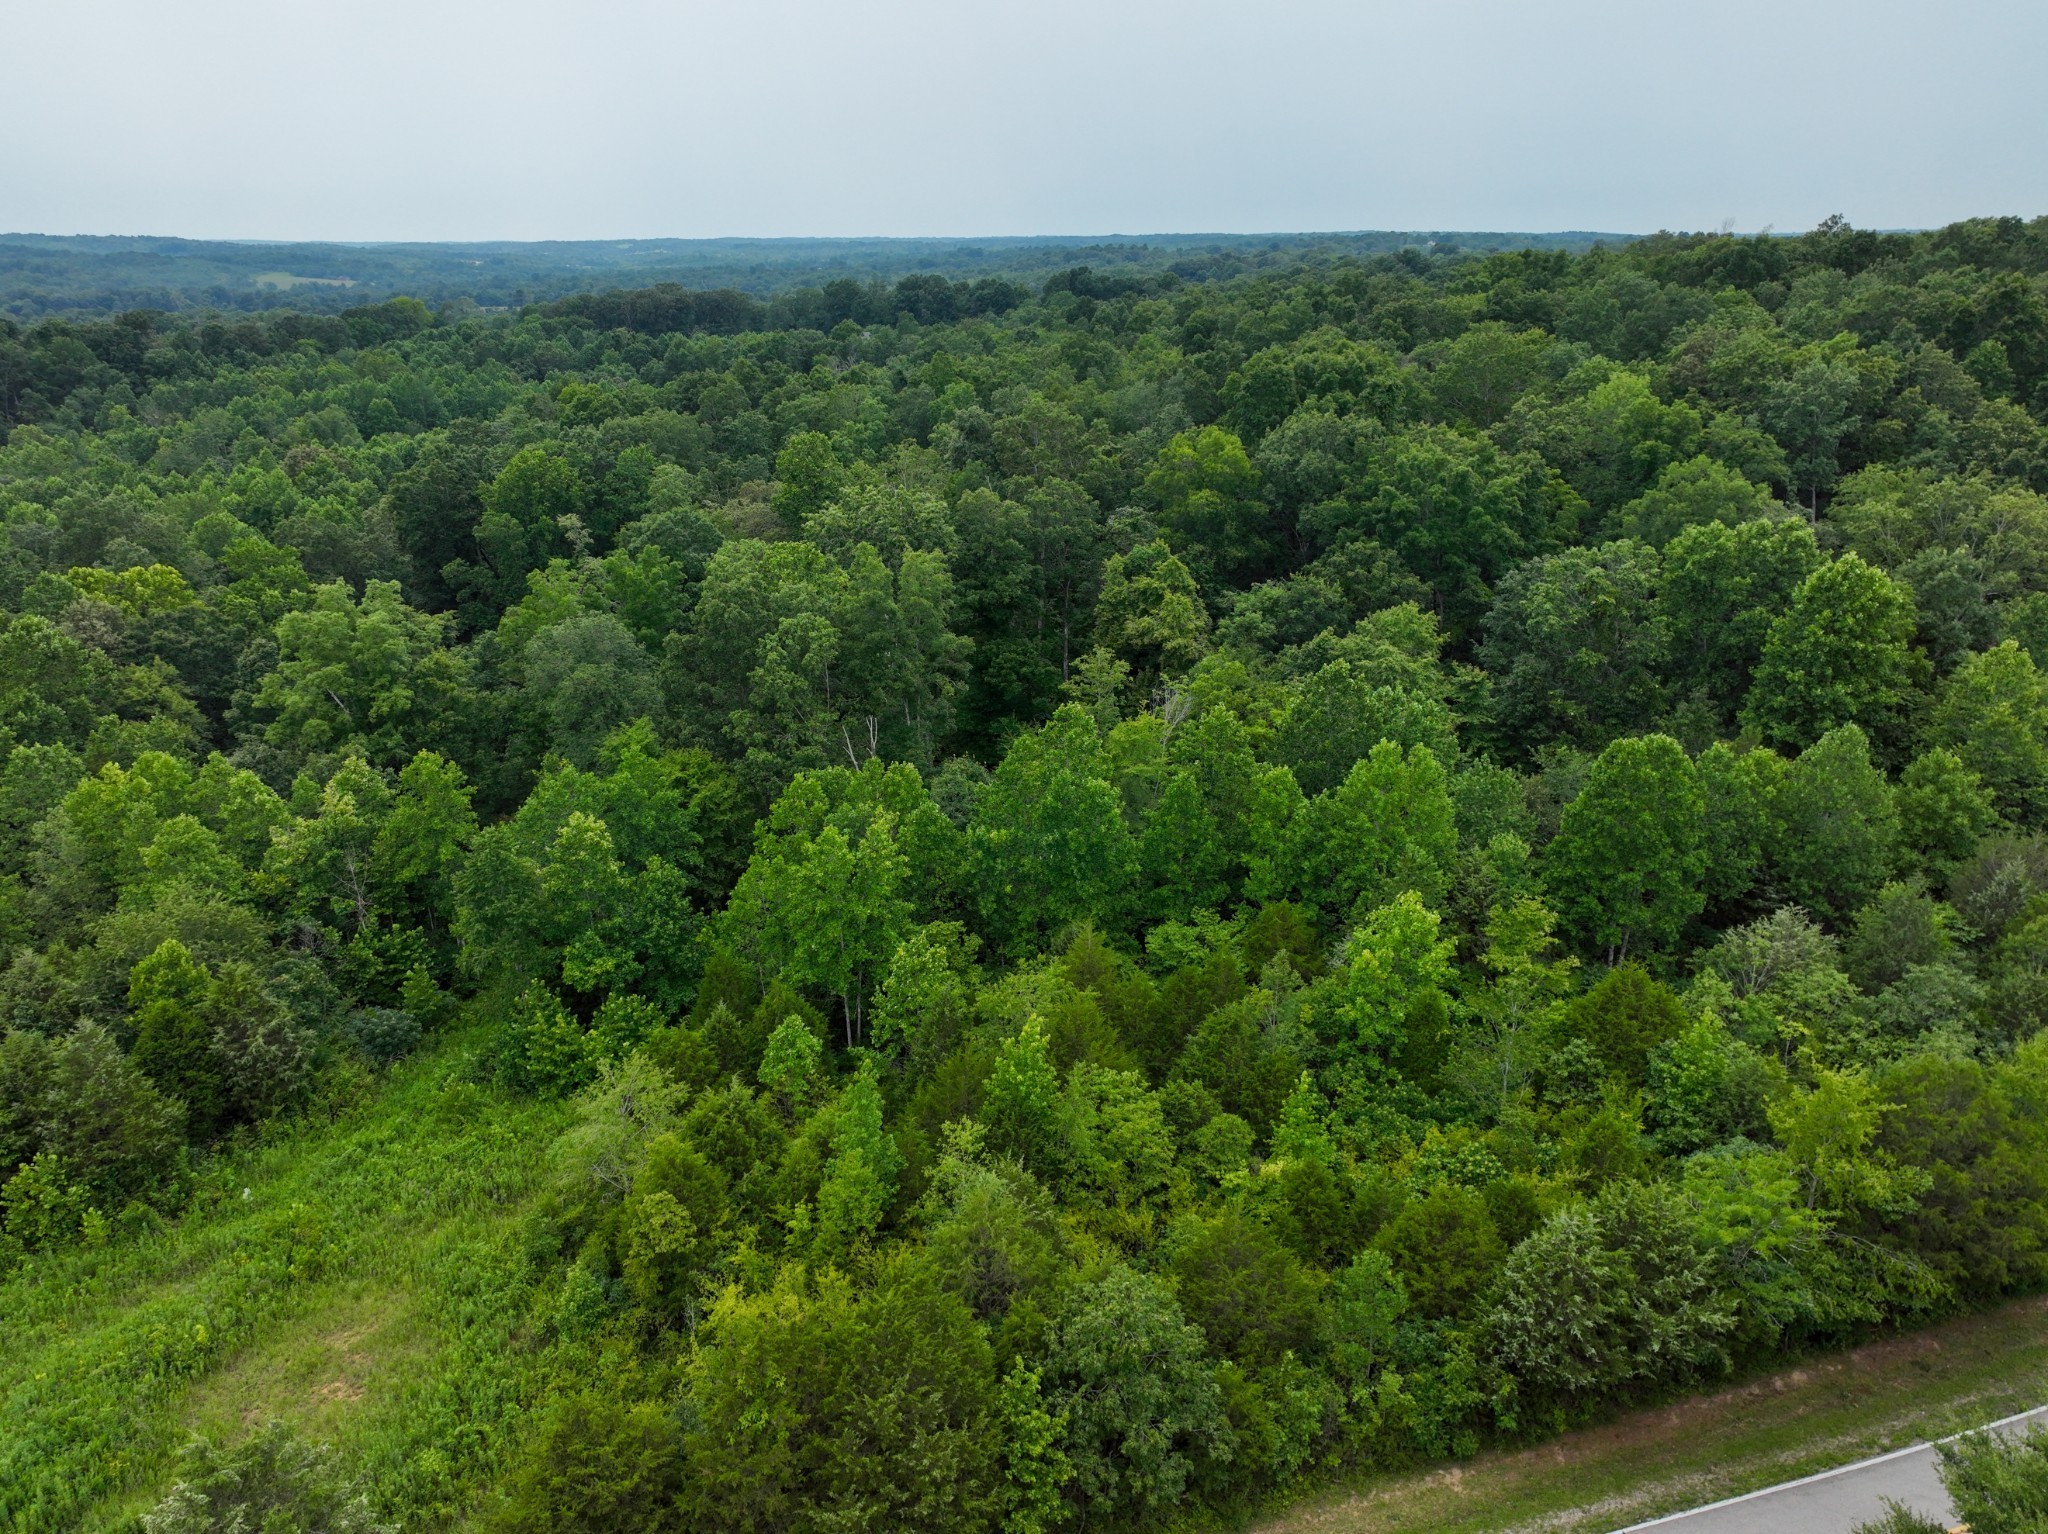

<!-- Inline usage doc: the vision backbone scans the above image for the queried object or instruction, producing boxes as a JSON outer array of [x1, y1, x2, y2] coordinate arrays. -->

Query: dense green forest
[[4, 214, 2048, 1532], [0, 229, 1626, 322]]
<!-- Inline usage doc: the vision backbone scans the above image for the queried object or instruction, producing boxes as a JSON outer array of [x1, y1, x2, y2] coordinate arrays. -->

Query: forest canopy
[[5, 213, 2048, 1532]]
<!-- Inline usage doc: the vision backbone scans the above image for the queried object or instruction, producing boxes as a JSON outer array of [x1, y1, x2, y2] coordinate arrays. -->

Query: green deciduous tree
[[1042, 1264, 1233, 1521], [1546, 735, 1706, 963], [1255, 744, 1459, 926], [1744, 554, 1920, 752], [971, 706, 1136, 955], [1926, 640, 2048, 822], [813, 1064, 903, 1257], [1896, 748, 1997, 878], [1660, 518, 1822, 718], [1771, 726, 1899, 922], [1373, 1181, 1505, 1320], [254, 580, 473, 770], [1143, 426, 1271, 585], [1481, 540, 1668, 752], [1483, 1181, 1731, 1410]]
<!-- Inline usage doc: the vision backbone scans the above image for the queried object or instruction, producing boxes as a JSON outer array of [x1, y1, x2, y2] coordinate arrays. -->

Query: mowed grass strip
[[1257, 1292, 2048, 1534], [0, 1043, 574, 1534]]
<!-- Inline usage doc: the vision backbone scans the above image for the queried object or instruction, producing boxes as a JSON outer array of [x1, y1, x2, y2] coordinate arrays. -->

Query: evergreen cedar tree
[[3, 215, 2048, 1531]]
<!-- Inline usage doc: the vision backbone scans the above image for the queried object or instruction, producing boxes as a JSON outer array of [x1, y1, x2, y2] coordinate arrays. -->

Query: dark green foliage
[[488, 1391, 684, 1534], [1166, 1206, 1323, 1368], [1042, 1265, 1234, 1520], [1374, 1183, 1506, 1320], [1564, 964, 1690, 1085], [683, 1263, 1001, 1534], [10, 219, 2048, 1533]]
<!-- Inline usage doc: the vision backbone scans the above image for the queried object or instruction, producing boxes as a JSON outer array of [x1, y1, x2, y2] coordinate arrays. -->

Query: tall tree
[[1546, 734, 1706, 963]]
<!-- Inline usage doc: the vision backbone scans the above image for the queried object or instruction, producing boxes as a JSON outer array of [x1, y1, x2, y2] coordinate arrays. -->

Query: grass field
[[0, 1042, 577, 1533], [1258, 1291, 2048, 1534], [248, 271, 356, 289]]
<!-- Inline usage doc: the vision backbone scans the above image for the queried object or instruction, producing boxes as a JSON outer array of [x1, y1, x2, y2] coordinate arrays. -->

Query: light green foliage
[[1928, 640, 2048, 821], [871, 921, 976, 1069], [812, 1064, 902, 1256], [255, 580, 472, 768], [756, 1015, 823, 1106], [1930, 1425, 2048, 1534], [1269, 1072, 1337, 1166], [1896, 748, 1997, 876], [996, 1363, 1074, 1534], [1060, 1062, 1175, 1212], [971, 706, 1136, 954], [1744, 554, 1920, 750], [11, 220, 2048, 1534], [1851, 1428, 2048, 1534], [1696, 740, 1786, 913], [980, 1017, 1067, 1180], [1333, 892, 1456, 1058], [1094, 541, 1211, 682], [1646, 1017, 1781, 1156], [1259, 742, 1459, 925], [142, 1422, 392, 1534], [1546, 734, 1706, 961], [1144, 426, 1270, 583], [500, 982, 594, 1097], [1616, 456, 1781, 547], [1324, 1249, 1407, 1395], [1769, 1068, 1931, 1221], [1459, 896, 1579, 1106], [773, 431, 846, 530]]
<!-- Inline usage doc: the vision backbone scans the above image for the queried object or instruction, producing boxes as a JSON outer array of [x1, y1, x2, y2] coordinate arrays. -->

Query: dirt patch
[[179, 1286, 422, 1444]]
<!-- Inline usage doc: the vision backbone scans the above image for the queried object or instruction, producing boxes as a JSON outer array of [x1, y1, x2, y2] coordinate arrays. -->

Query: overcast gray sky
[[5, 0, 2043, 242]]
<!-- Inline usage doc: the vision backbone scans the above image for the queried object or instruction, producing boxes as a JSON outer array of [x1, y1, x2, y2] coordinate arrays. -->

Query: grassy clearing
[[8, 1036, 2042, 1534], [1257, 1292, 2048, 1534], [0, 1040, 577, 1534]]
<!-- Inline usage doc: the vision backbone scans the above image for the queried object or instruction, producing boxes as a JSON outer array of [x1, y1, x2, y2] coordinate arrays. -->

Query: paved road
[[1613, 1404, 2048, 1533]]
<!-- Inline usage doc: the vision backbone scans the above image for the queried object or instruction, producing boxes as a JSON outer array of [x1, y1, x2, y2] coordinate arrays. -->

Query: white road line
[[1611, 1402, 2048, 1532]]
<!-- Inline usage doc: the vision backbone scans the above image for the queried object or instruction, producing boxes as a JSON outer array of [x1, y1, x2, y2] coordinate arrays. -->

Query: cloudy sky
[[6, 0, 2043, 242]]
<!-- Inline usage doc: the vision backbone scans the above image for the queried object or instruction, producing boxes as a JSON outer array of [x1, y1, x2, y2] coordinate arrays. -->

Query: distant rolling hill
[[0, 228, 1637, 319]]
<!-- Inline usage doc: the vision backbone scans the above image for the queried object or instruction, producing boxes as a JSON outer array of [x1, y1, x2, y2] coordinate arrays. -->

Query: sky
[[5, 0, 2044, 243]]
